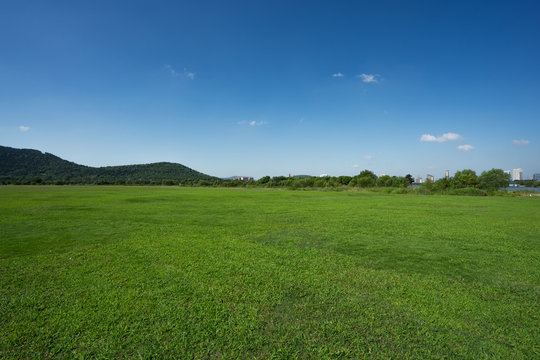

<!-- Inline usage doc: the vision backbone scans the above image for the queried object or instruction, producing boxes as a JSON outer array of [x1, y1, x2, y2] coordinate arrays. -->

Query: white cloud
[[513, 139, 529, 146], [420, 132, 463, 143], [332, 72, 344, 78], [353, 164, 359, 168], [457, 144, 474, 151], [19, 125, 30, 132], [420, 134, 437, 142], [362, 155, 373, 160], [357, 73, 379, 83], [164, 64, 195, 79], [237, 120, 267, 126], [164, 64, 180, 77]]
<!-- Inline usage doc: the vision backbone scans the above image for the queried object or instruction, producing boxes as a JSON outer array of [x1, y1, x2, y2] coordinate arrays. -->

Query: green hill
[[0, 146, 217, 184]]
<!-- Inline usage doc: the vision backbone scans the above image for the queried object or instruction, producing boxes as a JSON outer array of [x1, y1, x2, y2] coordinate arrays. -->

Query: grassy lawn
[[1, 186, 539, 359]]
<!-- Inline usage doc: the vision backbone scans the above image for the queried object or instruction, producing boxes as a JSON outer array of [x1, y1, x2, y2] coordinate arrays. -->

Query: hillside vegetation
[[0, 146, 217, 184]]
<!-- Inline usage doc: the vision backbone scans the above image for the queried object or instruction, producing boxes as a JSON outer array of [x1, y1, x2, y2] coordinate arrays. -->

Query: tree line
[[1, 168, 516, 193], [420, 169, 513, 195]]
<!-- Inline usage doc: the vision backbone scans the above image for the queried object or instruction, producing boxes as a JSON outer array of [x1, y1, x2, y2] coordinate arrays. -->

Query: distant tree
[[421, 178, 433, 192], [197, 179, 211, 186], [357, 170, 377, 180], [299, 177, 315, 187], [405, 174, 414, 185], [433, 178, 451, 191], [337, 176, 352, 185], [354, 170, 377, 187], [453, 169, 479, 188], [30, 177, 42, 184], [478, 169, 510, 190], [326, 178, 339, 188], [376, 175, 392, 187], [257, 176, 271, 185], [391, 176, 409, 188]]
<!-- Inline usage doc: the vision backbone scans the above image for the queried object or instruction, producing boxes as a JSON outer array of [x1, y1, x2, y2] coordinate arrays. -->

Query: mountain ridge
[[0, 145, 217, 184]]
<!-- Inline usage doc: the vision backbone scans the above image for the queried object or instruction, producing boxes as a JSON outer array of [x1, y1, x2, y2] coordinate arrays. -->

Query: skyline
[[1, 1, 539, 179]]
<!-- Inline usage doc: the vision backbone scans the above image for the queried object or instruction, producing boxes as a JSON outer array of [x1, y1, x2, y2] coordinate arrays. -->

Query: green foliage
[[421, 178, 433, 192], [375, 175, 408, 188], [256, 176, 271, 185], [353, 170, 378, 188], [162, 179, 177, 186], [452, 169, 479, 188], [478, 168, 510, 189], [405, 174, 414, 185], [1, 187, 539, 358], [1, 146, 527, 197], [433, 178, 452, 192], [447, 187, 487, 196], [337, 176, 352, 185], [376, 175, 392, 187], [515, 179, 540, 187], [0, 145, 217, 184], [390, 176, 409, 188]]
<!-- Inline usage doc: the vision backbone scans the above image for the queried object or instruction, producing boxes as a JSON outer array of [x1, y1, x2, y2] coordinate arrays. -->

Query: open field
[[1, 186, 539, 359]]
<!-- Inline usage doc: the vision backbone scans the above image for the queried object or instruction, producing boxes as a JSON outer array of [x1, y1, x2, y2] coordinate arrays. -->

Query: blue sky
[[1, 0, 539, 179]]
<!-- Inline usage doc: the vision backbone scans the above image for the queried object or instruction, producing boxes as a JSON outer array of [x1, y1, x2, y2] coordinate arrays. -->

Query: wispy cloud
[[362, 155, 373, 160], [332, 72, 344, 78], [164, 64, 180, 77], [19, 125, 30, 132], [420, 132, 463, 143], [164, 64, 195, 79], [512, 139, 529, 146], [353, 164, 359, 168], [357, 73, 379, 83], [457, 144, 474, 151], [237, 120, 267, 126]]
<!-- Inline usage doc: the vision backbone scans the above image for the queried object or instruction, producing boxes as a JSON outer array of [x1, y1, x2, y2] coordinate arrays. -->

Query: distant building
[[319, 174, 329, 177], [426, 174, 434, 182], [512, 168, 522, 181], [533, 173, 540, 181], [416, 177, 423, 184], [233, 176, 253, 181], [445, 170, 450, 180]]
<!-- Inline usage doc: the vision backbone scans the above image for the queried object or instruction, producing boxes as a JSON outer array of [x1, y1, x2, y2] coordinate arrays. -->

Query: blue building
[[534, 173, 540, 181]]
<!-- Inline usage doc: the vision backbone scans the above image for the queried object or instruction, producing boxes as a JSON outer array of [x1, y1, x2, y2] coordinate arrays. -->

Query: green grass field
[[1, 186, 539, 359]]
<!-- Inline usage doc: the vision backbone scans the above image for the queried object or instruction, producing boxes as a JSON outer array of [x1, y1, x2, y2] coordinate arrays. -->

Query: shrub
[[448, 187, 487, 196]]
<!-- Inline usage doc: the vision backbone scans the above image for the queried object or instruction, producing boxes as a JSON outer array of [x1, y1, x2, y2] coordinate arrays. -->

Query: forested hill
[[0, 146, 217, 184]]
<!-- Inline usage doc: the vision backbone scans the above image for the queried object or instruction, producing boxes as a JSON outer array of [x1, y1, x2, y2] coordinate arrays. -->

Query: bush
[[448, 187, 487, 196]]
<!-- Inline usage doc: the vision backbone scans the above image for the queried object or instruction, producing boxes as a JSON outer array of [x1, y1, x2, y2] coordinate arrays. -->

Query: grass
[[1, 186, 539, 359]]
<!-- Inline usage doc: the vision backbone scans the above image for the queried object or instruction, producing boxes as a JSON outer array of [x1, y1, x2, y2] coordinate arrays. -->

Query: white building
[[512, 168, 522, 181], [233, 176, 254, 181], [426, 174, 434, 182], [445, 170, 450, 180]]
